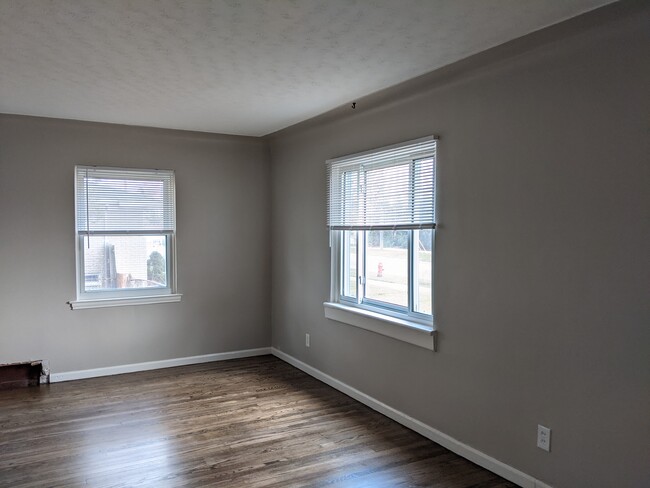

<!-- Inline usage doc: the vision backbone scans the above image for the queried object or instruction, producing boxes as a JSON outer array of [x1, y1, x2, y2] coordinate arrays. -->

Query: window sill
[[68, 294, 182, 310], [323, 302, 436, 351]]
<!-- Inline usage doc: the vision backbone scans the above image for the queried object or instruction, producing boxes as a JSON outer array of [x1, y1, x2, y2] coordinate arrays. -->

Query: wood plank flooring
[[0, 356, 516, 487]]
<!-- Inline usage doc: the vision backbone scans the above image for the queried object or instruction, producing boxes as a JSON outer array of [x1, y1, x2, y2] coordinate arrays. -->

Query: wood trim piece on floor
[[49, 347, 272, 383], [271, 347, 553, 488]]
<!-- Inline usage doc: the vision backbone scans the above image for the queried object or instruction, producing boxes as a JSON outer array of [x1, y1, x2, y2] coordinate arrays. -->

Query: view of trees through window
[[147, 251, 166, 284], [366, 229, 433, 251]]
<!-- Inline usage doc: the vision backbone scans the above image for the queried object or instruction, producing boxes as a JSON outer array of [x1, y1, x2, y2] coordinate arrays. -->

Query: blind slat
[[326, 136, 436, 230], [75, 166, 176, 234]]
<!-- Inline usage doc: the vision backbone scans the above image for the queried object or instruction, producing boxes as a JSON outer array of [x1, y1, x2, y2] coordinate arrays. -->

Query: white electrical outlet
[[537, 425, 551, 452], [305, 333, 310, 347]]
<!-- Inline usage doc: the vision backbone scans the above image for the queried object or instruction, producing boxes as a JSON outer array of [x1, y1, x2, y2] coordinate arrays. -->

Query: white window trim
[[323, 301, 436, 351], [326, 229, 436, 351], [74, 233, 179, 302], [325, 136, 438, 351], [71, 165, 181, 310], [68, 293, 183, 310]]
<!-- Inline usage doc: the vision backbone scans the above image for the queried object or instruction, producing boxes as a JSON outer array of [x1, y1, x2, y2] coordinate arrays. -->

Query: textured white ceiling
[[0, 0, 613, 136]]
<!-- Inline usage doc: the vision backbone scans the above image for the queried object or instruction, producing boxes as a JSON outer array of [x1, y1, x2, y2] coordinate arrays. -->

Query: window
[[69, 166, 181, 309], [325, 137, 437, 349]]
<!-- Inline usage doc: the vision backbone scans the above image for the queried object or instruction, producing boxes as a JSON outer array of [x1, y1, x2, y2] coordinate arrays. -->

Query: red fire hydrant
[[377, 262, 384, 277]]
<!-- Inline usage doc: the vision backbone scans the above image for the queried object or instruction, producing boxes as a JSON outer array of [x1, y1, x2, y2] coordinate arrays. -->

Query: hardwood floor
[[0, 356, 516, 487]]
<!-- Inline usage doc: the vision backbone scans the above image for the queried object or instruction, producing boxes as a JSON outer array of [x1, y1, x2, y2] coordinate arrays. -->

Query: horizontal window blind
[[327, 136, 437, 230], [75, 166, 175, 234]]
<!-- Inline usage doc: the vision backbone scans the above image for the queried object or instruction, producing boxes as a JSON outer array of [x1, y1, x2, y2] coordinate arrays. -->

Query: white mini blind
[[326, 136, 437, 230], [75, 166, 176, 234]]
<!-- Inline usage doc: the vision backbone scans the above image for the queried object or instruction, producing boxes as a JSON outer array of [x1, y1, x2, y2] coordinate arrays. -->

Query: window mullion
[[408, 159, 416, 315], [342, 231, 349, 296], [77, 234, 85, 298], [358, 230, 365, 305], [166, 234, 173, 291], [408, 229, 415, 314]]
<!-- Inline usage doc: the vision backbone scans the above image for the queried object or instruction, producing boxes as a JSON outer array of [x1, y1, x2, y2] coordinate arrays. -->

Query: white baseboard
[[271, 347, 552, 488], [48, 346, 551, 488], [50, 347, 272, 383]]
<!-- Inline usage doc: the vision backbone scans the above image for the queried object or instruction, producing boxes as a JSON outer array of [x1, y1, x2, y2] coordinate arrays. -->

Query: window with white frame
[[70, 165, 180, 309], [326, 136, 437, 338]]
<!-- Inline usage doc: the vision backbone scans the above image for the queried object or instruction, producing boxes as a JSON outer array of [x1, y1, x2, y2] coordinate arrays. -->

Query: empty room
[[0, 1, 648, 487]]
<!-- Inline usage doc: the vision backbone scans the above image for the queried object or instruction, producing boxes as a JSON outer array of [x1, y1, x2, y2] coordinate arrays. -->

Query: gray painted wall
[[268, 6, 649, 488], [0, 116, 271, 372]]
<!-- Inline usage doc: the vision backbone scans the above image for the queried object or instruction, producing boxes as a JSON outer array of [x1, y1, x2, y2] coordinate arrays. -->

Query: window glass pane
[[342, 231, 357, 299], [364, 163, 410, 227], [365, 230, 408, 308], [415, 229, 433, 315], [83, 235, 167, 291]]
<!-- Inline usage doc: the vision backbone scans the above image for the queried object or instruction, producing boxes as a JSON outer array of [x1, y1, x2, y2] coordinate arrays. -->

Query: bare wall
[[267, 5, 649, 488], [0, 116, 271, 373]]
